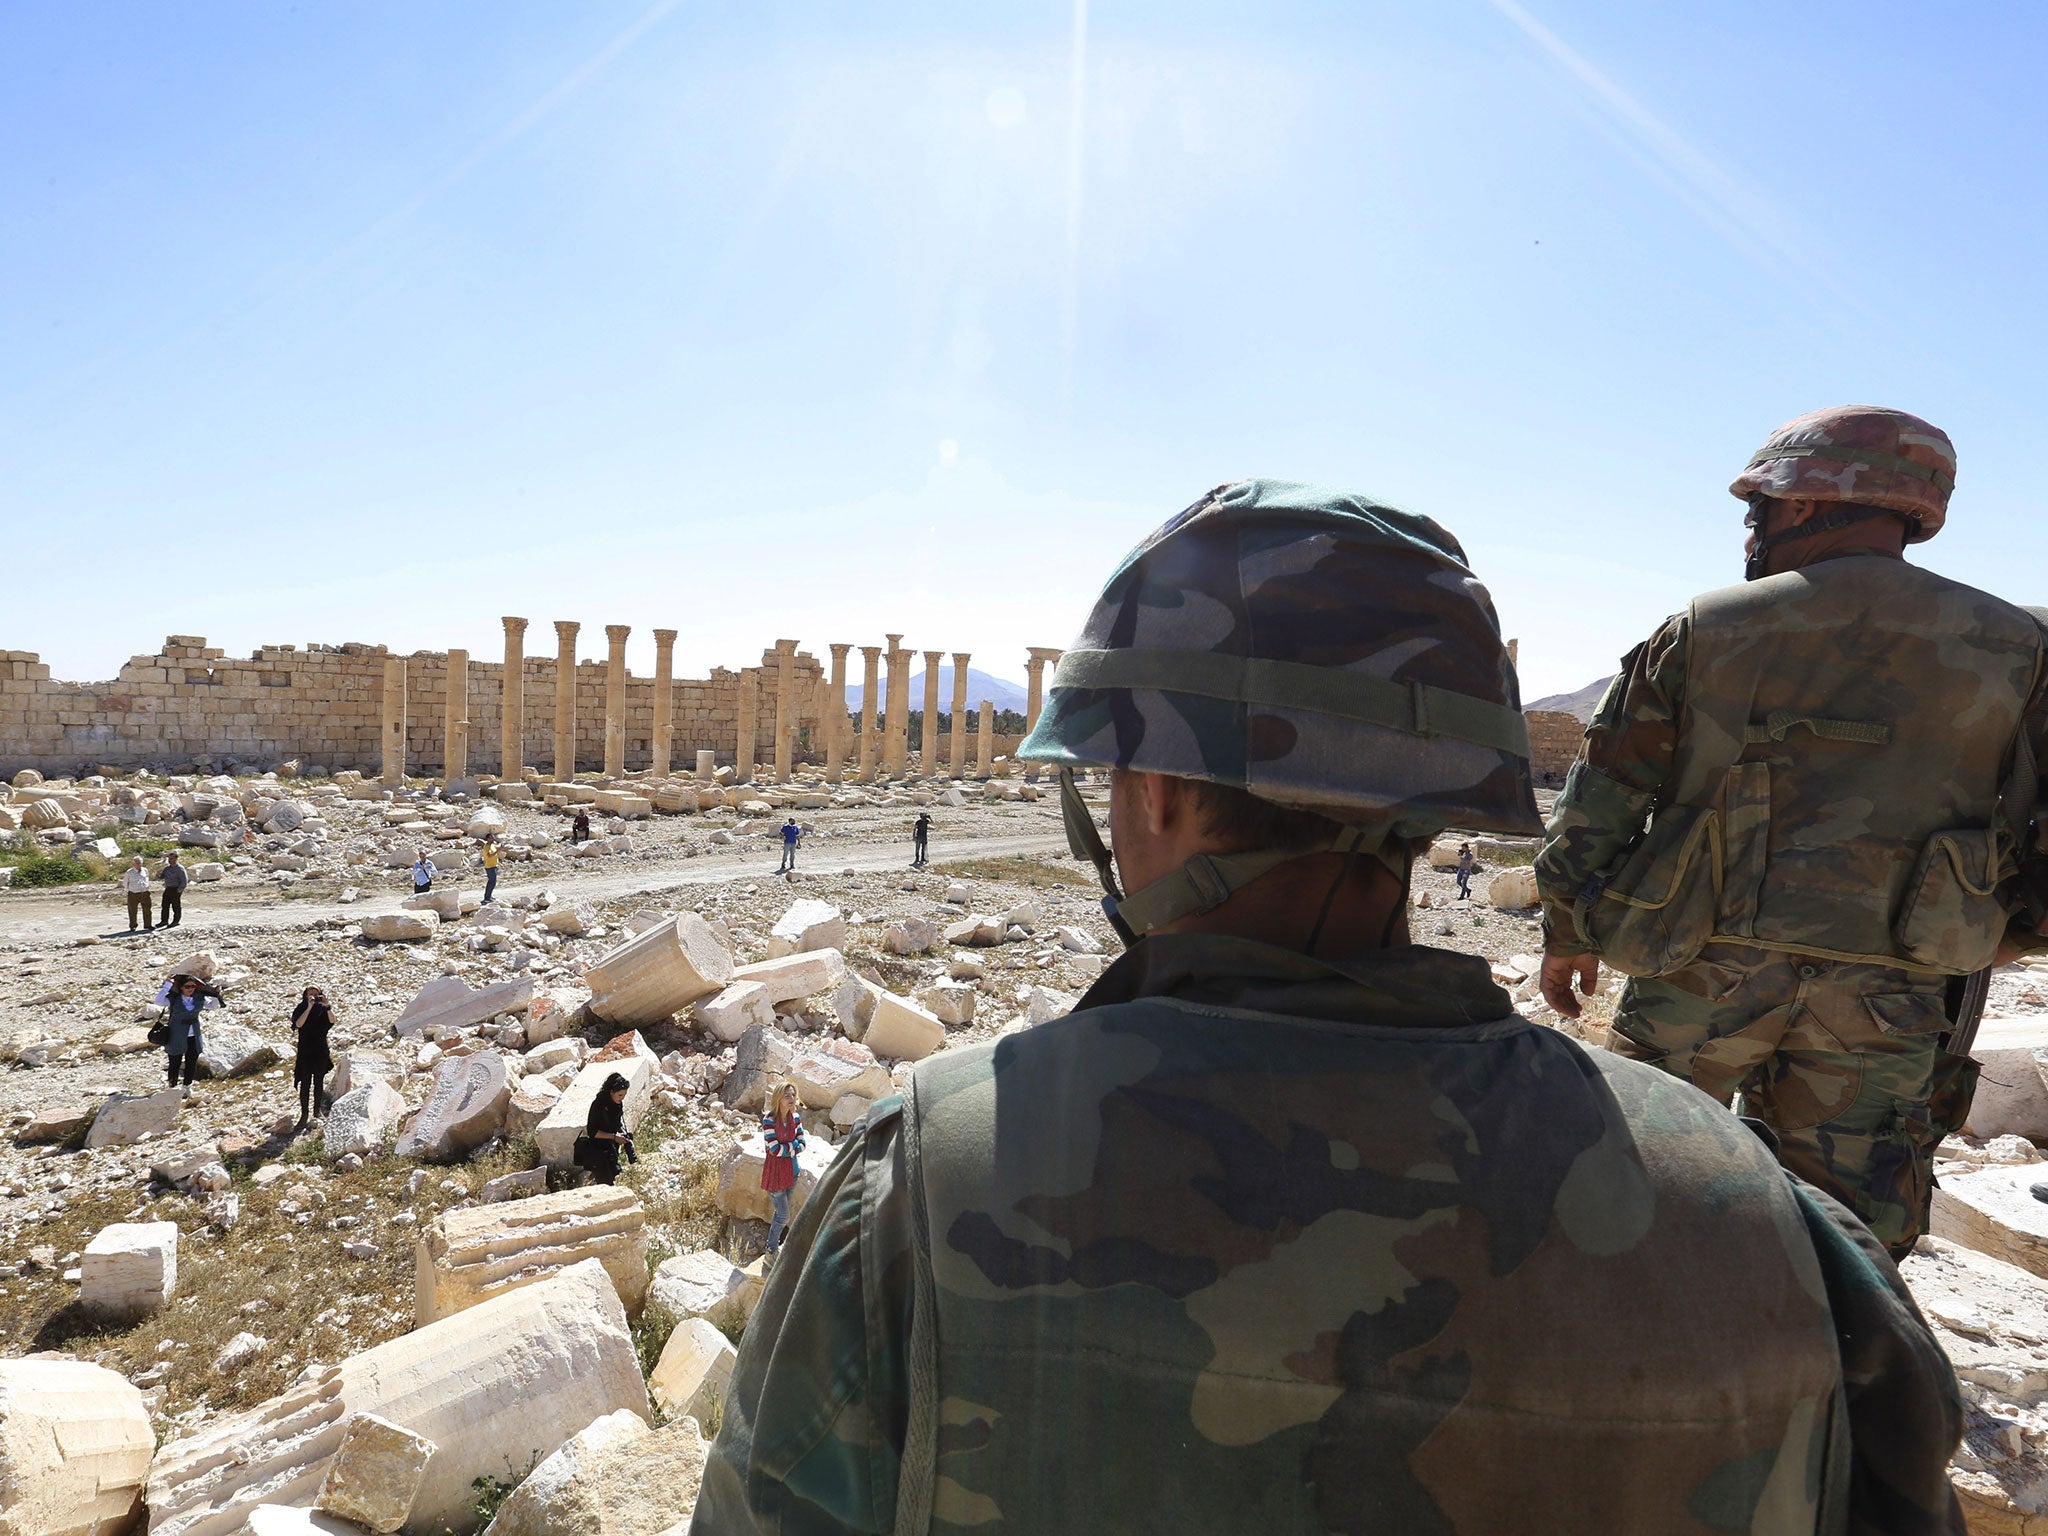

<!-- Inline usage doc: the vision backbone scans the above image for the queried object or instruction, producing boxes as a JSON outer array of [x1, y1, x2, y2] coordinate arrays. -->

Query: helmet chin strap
[[1744, 501, 1915, 582], [1057, 768, 1391, 949]]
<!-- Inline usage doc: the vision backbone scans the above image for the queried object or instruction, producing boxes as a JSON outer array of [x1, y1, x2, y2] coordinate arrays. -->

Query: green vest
[[894, 960, 1848, 1535], [1579, 556, 2042, 975]]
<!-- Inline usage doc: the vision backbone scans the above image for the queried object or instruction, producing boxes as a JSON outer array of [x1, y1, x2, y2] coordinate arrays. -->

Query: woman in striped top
[[761, 1082, 805, 1259]]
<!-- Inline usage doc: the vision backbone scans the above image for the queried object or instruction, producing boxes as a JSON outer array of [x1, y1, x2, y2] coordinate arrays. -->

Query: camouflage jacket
[[692, 935, 1964, 1535], [1538, 554, 2048, 965]]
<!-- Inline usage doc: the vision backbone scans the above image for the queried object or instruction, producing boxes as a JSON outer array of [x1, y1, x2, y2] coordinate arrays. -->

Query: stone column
[[883, 636, 910, 777], [651, 629, 677, 779], [825, 644, 851, 783], [443, 649, 469, 782], [735, 668, 759, 783], [772, 640, 797, 782], [858, 646, 882, 778], [920, 650, 944, 775], [603, 624, 630, 778], [949, 652, 972, 778], [552, 622, 580, 783], [1025, 647, 1064, 732], [976, 699, 995, 777], [381, 657, 407, 787], [500, 617, 528, 781]]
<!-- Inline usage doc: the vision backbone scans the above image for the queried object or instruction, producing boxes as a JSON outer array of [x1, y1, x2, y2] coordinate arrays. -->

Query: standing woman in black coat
[[583, 1073, 633, 1185], [291, 986, 336, 1130]]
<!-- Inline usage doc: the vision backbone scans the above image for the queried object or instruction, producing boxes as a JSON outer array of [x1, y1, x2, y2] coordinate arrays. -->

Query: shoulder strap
[[893, 1075, 940, 1535]]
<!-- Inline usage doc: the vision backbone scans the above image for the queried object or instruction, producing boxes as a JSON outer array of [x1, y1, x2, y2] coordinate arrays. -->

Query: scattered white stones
[[315, 1412, 436, 1534]]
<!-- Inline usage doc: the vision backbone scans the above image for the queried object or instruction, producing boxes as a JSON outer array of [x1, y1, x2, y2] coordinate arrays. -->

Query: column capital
[[775, 637, 799, 654], [653, 628, 678, 647], [1027, 646, 1065, 664], [502, 616, 529, 638], [885, 633, 904, 649], [829, 641, 853, 659], [606, 624, 631, 645], [923, 648, 945, 665], [860, 644, 883, 661], [952, 651, 972, 666], [554, 620, 581, 644]]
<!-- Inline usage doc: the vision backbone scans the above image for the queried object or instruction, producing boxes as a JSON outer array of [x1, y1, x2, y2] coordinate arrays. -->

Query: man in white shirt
[[122, 856, 154, 932]]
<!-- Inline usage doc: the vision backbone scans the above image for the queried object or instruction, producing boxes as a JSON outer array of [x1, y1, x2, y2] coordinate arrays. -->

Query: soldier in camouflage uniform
[[697, 479, 1964, 1535], [1536, 407, 2048, 1259]]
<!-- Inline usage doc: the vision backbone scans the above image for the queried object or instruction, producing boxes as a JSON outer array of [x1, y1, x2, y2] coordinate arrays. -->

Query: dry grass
[[935, 853, 1086, 890]]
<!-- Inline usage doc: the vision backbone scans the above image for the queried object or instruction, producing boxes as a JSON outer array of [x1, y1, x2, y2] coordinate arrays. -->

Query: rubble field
[[4, 766, 2048, 1533]]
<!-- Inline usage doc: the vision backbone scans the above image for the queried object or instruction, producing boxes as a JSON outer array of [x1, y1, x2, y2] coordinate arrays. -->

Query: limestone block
[[147, 1258, 648, 1536], [237, 1504, 361, 1534], [361, 912, 435, 943], [522, 1038, 582, 1074], [717, 1134, 837, 1224], [400, 889, 461, 921], [539, 904, 594, 937], [885, 917, 940, 955], [591, 791, 652, 818], [915, 980, 977, 1027], [16, 1102, 96, 1144], [263, 801, 309, 834], [490, 781, 533, 803], [943, 914, 1005, 947], [463, 807, 506, 840], [863, 991, 946, 1062], [22, 798, 67, 830], [524, 992, 576, 1043], [0, 1359, 153, 1536], [416, 1186, 649, 1325], [314, 1412, 435, 1533], [646, 1250, 750, 1334], [649, 1318, 737, 1423], [1966, 1015, 2048, 1141], [1900, 1237, 2048, 1533], [503, 1078, 562, 1139], [480, 1166, 548, 1203], [476, 1409, 706, 1536], [178, 824, 222, 847], [693, 981, 774, 1043], [828, 973, 879, 1043], [718, 1025, 797, 1113], [831, 1092, 872, 1130], [189, 861, 225, 882], [1488, 866, 1539, 909], [80, 1220, 177, 1320], [787, 1038, 890, 1109], [1933, 1163, 2048, 1280], [583, 914, 734, 1028], [1056, 925, 1103, 955], [198, 1023, 281, 1079], [393, 974, 535, 1038], [1026, 986, 1076, 1025], [325, 1080, 406, 1159], [395, 1053, 511, 1162], [535, 1033, 657, 1167], [732, 949, 846, 1006], [767, 899, 846, 957], [85, 1087, 183, 1149]]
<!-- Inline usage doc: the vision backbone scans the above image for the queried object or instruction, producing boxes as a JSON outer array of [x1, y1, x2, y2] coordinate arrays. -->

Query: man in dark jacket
[[157, 851, 189, 929]]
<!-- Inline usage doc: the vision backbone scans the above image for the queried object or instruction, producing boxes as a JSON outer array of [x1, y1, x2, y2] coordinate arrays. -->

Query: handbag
[[146, 1021, 169, 1047], [571, 1134, 601, 1171]]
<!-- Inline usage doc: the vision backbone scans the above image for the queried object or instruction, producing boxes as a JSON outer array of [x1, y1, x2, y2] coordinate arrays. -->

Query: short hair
[[1182, 779, 1416, 869]]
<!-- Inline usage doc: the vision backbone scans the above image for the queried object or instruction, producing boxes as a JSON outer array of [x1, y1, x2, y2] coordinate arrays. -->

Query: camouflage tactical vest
[[894, 954, 1848, 1535], [1578, 556, 2043, 976]]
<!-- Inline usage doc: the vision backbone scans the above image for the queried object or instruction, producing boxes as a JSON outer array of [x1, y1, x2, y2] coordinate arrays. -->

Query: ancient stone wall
[[1526, 709, 1584, 787], [0, 636, 827, 778]]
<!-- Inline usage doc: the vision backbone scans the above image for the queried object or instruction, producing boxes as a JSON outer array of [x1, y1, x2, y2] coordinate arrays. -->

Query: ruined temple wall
[[1526, 709, 1585, 787], [0, 636, 831, 778]]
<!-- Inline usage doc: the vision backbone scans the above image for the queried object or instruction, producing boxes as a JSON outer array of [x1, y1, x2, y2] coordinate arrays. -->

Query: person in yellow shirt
[[480, 836, 501, 905]]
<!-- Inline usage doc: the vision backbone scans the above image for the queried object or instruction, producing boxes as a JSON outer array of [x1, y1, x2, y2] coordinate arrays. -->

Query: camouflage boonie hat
[[1729, 405, 1955, 540], [1016, 479, 1542, 840]]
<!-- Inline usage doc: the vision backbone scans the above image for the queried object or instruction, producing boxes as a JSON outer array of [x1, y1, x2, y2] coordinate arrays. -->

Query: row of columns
[[381, 618, 1060, 788]]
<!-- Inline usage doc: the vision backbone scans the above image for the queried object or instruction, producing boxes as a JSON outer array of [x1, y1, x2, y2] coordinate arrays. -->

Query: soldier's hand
[[1540, 953, 1599, 1019]]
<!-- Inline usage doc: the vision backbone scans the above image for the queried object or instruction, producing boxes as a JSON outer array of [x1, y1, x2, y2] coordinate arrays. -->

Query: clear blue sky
[[5, 1, 2044, 699]]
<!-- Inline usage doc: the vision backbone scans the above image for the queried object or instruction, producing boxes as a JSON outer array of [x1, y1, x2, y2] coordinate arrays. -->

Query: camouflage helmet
[[1016, 479, 1542, 843], [1728, 405, 1955, 540]]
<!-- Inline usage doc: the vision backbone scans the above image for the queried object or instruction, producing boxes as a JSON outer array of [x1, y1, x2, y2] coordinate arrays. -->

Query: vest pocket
[[1892, 829, 2008, 973], [1573, 804, 1723, 977]]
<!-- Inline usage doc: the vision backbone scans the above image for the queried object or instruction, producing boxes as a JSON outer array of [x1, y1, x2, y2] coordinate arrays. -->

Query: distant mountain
[[1527, 676, 1613, 724], [845, 667, 1028, 715]]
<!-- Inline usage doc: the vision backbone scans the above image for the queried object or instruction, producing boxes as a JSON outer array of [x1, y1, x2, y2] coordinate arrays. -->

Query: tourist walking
[[411, 850, 436, 895], [760, 1083, 804, 1259], [1455, 843, 1475, 901], [122, 856, 154, 932], [157, 850, 188, 928], [480, 837, 500, 905], [290, 986, 336, 1129], [778, 818, 801, 873], [911, 812, 931, 868], [158, 974, 220, 1090], [580, 1073, 633, 1185]]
